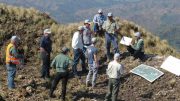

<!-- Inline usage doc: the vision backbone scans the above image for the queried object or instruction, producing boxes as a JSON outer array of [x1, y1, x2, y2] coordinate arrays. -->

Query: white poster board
[[120, 36, 132, 46], [130, 64, 164, 82], [160, 56, 180, 76]]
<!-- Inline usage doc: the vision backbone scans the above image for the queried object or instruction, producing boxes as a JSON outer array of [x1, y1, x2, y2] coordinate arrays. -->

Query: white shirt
[[72, 31, 83, 49], [106, 60, 124, 79]]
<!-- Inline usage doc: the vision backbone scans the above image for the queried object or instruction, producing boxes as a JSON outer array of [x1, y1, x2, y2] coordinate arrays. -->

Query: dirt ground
[[0, 55, 180, 101]]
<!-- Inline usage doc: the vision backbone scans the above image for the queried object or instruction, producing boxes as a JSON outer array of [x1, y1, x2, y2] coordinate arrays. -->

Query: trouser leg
[[50, 73, 62, 96], [105, 32, 111, 60], [92, 63, 98, 87], [105, 78, 113, 101], [134, 50, 144, 60], [80, 51, 87, 72], [72, 49, 80, 75], [61, 73, 68, 101], [86, 64, 93, 85], [41, 52, 50, 78], [111, 34, 119, 54], [127, 46, 135, 55], [112, 79, 120, 101], [7, 65, 16, 89]]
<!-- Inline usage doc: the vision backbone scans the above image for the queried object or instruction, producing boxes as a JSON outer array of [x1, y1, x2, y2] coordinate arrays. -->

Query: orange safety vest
[[6, 43, 20, 65]]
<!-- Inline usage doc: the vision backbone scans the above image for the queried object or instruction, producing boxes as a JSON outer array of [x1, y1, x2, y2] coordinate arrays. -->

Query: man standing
[[102, 12, 120, 62], [105, 53, 124, 101], [6, 36, 22, 89], [72, 26, 87, 77], [86, 38, 99, 88], [40, 29, 52, 79], [49, 47, 72, 101], [83, 19, 93, 47], [93, 9, 106, 36]]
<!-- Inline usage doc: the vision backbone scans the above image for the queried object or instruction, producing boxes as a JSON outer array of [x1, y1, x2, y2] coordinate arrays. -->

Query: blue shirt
[[83, 26, 92, 45], [93, 14, 106, 26], [86, 45, 98, 64], [40, 36, 52, 53]]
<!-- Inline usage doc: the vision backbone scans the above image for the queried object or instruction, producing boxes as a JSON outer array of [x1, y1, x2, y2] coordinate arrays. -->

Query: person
[[102, 12, 120, 62], [93, 9, 106, 36], [86, 38, 99, 88], [83, 19, 93, 47], [72, 26, 88, 78], [5, 36, 23, 89], [49, 47, 72, 101], [40, 28, 52, 79], [105, 53, 124, 101], [127, 29, 144, 60]]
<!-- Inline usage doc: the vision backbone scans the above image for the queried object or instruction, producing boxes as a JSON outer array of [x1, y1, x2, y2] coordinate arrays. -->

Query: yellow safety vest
[[6, 43, 20, 65]]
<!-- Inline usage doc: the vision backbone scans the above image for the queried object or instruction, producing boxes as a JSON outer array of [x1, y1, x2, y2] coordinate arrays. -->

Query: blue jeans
[[105, 32, 119, 60], [86, 62, 98, 87], [6, 64, 16, 89], [72, 49, 86, 76]]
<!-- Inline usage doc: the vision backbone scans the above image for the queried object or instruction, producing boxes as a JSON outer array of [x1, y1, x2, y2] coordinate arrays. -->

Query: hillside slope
[[0, 0, 179, 51], [0, 4, 180, 101]]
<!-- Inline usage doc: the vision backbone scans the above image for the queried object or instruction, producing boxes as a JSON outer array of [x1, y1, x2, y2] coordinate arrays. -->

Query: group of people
[[5, 9, 145, 101]]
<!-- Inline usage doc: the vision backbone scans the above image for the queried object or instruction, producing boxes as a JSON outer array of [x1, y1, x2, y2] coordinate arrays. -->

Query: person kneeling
[[49, 47, 72, 101], [127, 32, 144, 60]]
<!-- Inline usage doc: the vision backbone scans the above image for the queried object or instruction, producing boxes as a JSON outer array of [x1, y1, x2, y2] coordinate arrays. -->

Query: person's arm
[[115, 22, 120, 33], [94, 53, 99, 68], [102, 21, 106, 31], [40, 38, 48, 53], [50, 57, 56, 69], [132, 39, 144, 51], [10, 47, 23, 59], [93, 15, 98, 24], [72, 32, 79, 49], [120, 65, 124, 75]]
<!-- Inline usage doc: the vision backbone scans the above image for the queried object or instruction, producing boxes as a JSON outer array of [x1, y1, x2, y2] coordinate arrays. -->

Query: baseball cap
[[61, 46, 70, 53], [84, 19, 91, 24], [134, 32, 141, 37], [114, 53, 120, 59], [98, 9, 103, 13], [107, 12, 113, 17], [91, 37, 97, 44], [78, 26, 84, 31], [44, 29, 51, 34]]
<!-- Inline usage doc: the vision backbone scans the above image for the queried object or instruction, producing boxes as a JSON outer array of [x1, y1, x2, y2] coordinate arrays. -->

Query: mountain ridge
[[0, 3, 180, 101]]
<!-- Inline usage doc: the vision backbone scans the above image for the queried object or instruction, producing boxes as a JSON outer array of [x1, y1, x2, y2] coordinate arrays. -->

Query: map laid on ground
[[161, 56, 180, 76], [130, 64, 164, 82], [120, 36, 132, 46]]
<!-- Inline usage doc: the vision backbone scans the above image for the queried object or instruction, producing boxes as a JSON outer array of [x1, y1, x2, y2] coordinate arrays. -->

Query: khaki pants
[[105, 78, 120, 101]]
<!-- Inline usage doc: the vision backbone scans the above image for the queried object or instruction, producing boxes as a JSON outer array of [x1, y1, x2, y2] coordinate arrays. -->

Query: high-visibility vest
[[6, 43, 20, 65]]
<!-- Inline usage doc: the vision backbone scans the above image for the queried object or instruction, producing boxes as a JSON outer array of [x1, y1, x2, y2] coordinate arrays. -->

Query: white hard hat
[[107, 12, 113, 17], [98, 9, 103, 13], [134, 32, 141, 37], [78, 26, 84, 31], [11, 36, 17, 41], [84, 19, 91, 24], [44, 29, 51, 34]]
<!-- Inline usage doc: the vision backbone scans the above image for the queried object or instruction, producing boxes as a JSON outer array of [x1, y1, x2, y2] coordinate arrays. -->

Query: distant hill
[[0, 4, 180, 101], [0, 0, 179, 52]]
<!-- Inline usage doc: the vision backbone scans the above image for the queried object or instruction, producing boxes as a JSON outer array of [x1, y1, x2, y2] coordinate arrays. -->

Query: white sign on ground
[[130, 64, 164, 82], [120, 36, 132, 46], [161, 56, 180, 76]]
